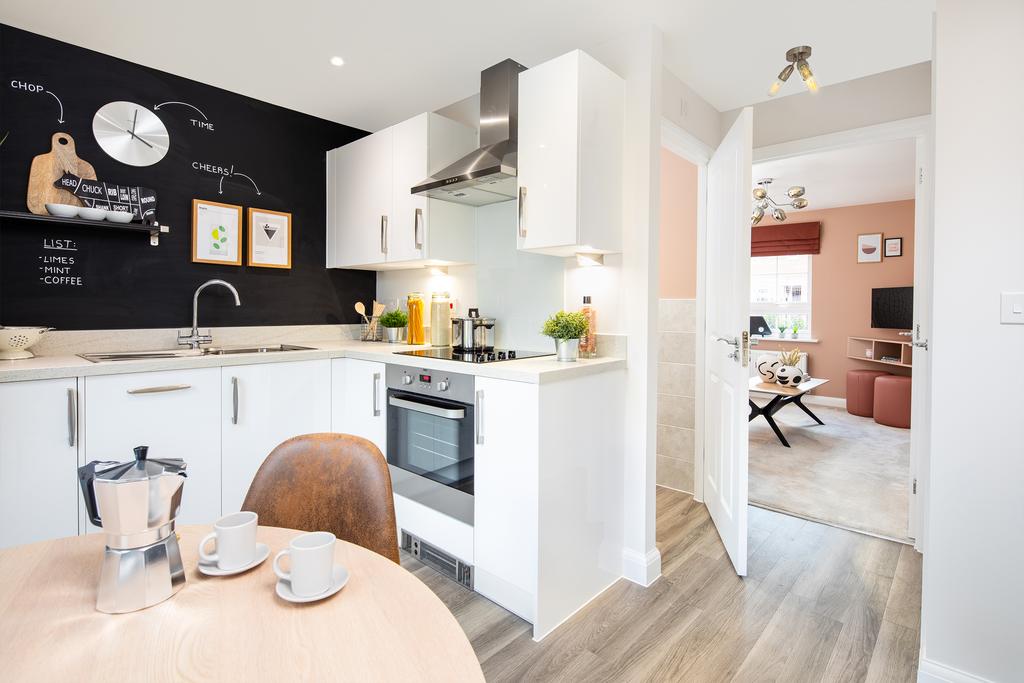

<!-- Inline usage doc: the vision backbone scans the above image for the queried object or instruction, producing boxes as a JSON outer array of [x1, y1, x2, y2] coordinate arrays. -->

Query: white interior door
[[702, 108, 753, 576]]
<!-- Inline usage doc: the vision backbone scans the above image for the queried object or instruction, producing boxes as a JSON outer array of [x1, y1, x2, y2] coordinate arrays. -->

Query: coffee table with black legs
[[748, 376, 830, 448]]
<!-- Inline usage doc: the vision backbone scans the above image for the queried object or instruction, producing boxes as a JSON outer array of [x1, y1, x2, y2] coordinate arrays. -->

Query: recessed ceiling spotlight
[[329, 56, 345, 67], [768, 46, 819, 96]]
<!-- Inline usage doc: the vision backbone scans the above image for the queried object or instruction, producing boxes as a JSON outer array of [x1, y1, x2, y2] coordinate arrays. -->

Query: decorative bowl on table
[[0, 326, 53, 360]]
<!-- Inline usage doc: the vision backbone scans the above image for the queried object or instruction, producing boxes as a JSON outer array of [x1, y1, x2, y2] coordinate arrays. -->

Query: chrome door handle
[[372, 372, 381, 417], [517, 186, 527, 238], [716, 336, 739, 348], [380, 215, 388, 254], [389, 396, 465, 419], [127, 384, 192, 395], [912, 341, 928, 350], [414, 208, 424, 249], [475, 390, 484, 445], [67, 387, 77, 448], [912, 323, 929, 350], [231, 377, 239, 425]]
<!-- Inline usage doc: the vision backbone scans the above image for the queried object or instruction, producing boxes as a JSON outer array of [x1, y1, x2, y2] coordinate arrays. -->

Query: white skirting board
[[802, 394, 847, 410], [622, 547, 662, 587], [917, 658, 995, 683]]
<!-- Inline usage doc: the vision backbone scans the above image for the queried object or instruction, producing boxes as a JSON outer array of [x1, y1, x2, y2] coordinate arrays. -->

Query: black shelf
[[0, 209, 169, 245]]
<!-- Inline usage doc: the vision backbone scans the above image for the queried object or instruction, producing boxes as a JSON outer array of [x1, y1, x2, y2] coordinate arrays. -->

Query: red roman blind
[[751, 221, 821, 257]]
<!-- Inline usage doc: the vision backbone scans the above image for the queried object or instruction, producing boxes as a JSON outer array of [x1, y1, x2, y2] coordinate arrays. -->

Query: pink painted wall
[[755, 200, 916, 398], [659, 149, 698, 299]]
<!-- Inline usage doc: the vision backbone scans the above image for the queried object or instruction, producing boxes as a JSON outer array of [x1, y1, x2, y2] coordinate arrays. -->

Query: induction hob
[[396, 347, 554, 364]]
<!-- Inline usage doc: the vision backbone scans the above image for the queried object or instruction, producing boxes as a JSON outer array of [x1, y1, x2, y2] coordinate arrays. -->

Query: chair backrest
[[242, 433, 399, 562]]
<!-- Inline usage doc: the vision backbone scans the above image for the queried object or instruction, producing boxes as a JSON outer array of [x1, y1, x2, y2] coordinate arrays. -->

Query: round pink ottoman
[[846, 369, 891, 417], [874, 375, 912, 428]]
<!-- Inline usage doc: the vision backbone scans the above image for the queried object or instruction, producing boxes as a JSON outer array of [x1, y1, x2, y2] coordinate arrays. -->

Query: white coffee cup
[[273, 531, 336, 597], [199, 511, 258, 570]]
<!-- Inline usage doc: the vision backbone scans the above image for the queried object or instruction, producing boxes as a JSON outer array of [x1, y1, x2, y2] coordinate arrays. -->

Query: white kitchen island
[[0, 336, 626, 640]]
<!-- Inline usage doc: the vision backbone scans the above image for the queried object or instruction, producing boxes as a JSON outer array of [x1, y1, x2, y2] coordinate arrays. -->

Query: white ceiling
[[0, 0, 934, 131], [753, 138, 917, 211]]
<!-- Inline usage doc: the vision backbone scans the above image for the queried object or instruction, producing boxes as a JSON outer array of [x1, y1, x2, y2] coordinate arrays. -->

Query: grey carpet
[[749, 401, 911, 540]]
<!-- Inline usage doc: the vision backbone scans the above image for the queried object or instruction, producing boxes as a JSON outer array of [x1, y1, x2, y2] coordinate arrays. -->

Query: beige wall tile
[[657, 424, 695, 463], [657, 394, 695, 429], [657, 455, 694, 493], [657, 362, 695, 397], [658, 299, 697, 333], [658, 331, 696, 364]]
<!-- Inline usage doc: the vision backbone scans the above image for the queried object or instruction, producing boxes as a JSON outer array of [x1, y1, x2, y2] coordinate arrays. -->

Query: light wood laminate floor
[[400, 487, 922, 682]]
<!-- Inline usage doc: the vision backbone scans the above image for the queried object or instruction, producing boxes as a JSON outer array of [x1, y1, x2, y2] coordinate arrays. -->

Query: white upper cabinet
[[517, 50, 624, 257], [84, 368, 222, 526], [221, 360, 332, 514], [0, 378, 80, 548], [327, 112, 477, 270]]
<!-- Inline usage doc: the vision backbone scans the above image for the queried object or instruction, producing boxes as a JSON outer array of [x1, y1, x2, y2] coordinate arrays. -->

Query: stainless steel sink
[[79, 344, 315, 363]]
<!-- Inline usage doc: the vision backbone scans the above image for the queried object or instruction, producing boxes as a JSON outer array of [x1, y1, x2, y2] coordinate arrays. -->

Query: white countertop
[[0, 340, 625, 384]]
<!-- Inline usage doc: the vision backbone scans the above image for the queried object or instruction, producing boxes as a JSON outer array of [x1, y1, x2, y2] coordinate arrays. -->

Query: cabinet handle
[[127, 384, 191, 395], [231, 376, 240, 424], [475, 390, 484, 445], [372, 372, 381, 417], [517, 186, 527, 238], [414, 207, 424, 249], [67, 387, 77, 448], [380, 215, 389, 254]]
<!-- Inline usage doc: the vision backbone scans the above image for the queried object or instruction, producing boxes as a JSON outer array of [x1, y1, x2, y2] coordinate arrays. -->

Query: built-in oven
[[386, 364, 475, 501]]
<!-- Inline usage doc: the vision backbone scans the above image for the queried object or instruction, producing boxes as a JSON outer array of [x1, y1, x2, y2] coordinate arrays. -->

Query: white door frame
[[660, 118, 712, 502]]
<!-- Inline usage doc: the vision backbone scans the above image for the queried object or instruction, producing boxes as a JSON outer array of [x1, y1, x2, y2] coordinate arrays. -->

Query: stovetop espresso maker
[[78, 446, 187, 613]]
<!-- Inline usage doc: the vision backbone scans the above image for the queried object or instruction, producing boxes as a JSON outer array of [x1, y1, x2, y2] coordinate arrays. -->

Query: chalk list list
[[39, 238, 83, 286]]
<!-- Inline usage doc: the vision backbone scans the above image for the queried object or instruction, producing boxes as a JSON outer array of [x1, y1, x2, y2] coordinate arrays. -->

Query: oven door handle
[[388, 396, 466, 420]]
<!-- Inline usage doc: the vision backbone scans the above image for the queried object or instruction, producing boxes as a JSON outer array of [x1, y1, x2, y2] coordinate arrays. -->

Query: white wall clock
[[93, 101, 170, 166]]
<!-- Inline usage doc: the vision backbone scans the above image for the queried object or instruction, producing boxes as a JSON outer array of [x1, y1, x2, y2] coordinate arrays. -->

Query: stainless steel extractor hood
[[411, 59, 527, 207]]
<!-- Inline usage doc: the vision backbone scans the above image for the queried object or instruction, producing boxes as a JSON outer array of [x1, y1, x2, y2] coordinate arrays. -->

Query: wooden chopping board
[[27, 132, 97, 214]]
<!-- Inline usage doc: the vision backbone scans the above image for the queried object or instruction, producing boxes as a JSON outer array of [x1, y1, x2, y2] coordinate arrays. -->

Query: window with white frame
[[750, 254, 812, 339]]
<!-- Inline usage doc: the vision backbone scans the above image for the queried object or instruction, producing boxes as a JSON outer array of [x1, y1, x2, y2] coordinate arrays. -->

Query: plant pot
[[554, 338, 580, 362], [775, 365, 805, 387], [790, 332, 799, 339], [755, 357, 781, 383], [384, 327, 403, 343]]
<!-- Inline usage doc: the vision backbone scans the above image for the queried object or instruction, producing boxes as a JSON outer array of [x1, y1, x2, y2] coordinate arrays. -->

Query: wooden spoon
[[367, 300, 386, 338], [354, 301, 369, 325]]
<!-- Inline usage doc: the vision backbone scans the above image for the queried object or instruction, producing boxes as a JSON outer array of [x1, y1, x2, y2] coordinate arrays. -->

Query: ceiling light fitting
[[751, 178, 809, 225], [329, 56, 345, 67], [768, 46, 818, 96]]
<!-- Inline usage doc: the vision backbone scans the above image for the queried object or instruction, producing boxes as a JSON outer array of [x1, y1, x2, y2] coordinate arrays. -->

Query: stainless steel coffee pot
[[78, 446, 187, 613]]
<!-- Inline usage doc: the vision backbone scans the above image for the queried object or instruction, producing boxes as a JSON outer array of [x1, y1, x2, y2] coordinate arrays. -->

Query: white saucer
[[276, 565, 349, 604], [197, 543, 270, 576]]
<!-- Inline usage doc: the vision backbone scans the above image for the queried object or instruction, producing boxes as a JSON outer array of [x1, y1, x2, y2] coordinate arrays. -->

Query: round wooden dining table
[[0, 525, 483, 682]]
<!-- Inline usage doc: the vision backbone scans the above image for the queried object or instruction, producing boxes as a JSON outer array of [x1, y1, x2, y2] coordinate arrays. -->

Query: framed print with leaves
[[192, 199, 243, 265]]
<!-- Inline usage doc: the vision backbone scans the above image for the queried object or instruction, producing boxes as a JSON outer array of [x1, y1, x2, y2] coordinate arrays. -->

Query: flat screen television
[[871, 286, 913, 330]]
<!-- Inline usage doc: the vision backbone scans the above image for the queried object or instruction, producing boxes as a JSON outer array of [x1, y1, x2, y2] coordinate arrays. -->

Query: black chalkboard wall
[[0, 25, 374, 330]]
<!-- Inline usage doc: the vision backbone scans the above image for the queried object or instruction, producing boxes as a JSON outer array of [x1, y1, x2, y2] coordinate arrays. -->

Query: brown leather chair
[[242, 433, 400, 563]]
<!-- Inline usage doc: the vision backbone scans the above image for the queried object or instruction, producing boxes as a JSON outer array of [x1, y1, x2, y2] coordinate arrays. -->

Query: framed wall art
[[857, 232, 883, 263], [247, 208, 292, 269], [884, 237, 903, 257], [192, 199, 243, 265]]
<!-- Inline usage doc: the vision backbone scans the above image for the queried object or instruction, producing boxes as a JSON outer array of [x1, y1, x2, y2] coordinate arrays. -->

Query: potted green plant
[[379, 309, 408, 343], [541, 310, 590, 362], [790, 320, 801, 339]]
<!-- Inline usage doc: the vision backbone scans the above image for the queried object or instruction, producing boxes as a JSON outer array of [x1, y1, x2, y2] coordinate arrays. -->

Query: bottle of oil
[[580, 296, 597, 358]]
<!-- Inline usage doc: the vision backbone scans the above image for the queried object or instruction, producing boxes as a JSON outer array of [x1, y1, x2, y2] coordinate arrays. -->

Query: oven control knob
[[402, 375, 413, 385], [437, 380, 450, 392]]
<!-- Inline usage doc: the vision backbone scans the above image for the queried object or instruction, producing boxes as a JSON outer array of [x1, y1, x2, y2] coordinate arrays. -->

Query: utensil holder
[[361, 318, 383, 342]]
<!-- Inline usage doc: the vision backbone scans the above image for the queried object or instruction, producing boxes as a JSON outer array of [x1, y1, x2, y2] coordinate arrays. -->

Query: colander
[[0, 326, 53, 360]]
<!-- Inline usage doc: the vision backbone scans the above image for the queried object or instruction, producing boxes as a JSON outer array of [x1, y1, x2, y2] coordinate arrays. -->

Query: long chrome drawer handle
[[127, 384, 192, 395], [389, 396, 465, 420]]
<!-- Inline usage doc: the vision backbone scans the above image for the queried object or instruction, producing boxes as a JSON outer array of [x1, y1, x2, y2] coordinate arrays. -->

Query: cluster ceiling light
[[768, 46, 819, 96], [751, 178, 808, 225]]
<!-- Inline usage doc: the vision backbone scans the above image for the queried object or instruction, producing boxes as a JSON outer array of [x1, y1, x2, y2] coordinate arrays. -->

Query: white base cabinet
[[327, 112, 477, 270], [330, 359, 386, 454], [84, 369, 222, 526], [0, 378, 79, 549], [517, 49, 624, 257], [222, 360, 331, 513]]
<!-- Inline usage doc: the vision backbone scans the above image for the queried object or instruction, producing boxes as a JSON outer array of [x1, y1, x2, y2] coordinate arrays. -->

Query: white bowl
[[0, 326, 52, 360], [104, 209, 134, 223], [45, 203, 78, 218], [78, 207, 107, 221]]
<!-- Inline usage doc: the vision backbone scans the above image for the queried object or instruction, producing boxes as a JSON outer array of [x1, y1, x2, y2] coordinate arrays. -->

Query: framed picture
[[857, 233, 883, 263], [192, 199, 242, 265], [884, 237, 903, 257], [247, 208, 292, 268]]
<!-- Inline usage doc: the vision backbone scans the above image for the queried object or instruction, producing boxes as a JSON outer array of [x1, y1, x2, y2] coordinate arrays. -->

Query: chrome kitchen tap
[[177, 279, 241, 349]]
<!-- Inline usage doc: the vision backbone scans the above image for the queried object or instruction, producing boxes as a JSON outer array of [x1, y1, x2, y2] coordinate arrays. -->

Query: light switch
[[1001, 292, 1024, 324]]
